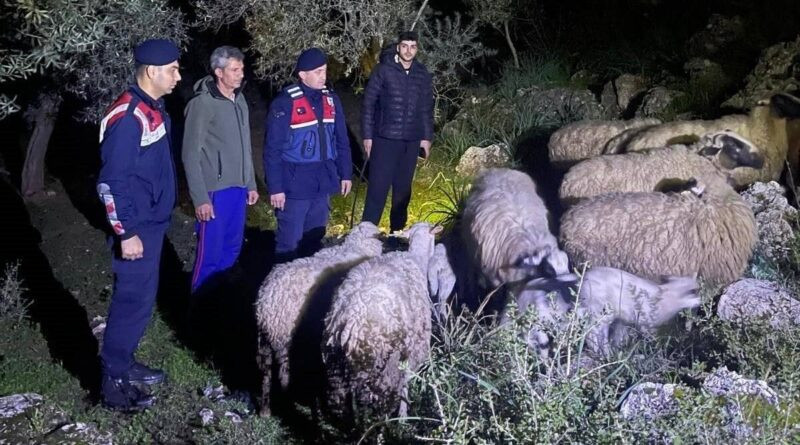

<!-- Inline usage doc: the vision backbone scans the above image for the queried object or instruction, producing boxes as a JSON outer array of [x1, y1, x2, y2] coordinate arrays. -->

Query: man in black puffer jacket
[[361, 31, 434, 236]]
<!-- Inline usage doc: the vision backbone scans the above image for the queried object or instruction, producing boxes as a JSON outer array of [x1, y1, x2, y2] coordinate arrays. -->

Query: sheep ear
[[429, 225, 444, 235]]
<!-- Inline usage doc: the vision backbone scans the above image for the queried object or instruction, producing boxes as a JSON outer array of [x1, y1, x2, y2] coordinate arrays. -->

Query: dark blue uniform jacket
[[97, 84, 176, 240], [264, 83, 353, 199]]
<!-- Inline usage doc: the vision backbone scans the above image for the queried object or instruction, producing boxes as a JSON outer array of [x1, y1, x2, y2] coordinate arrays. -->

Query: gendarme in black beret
[[134, 39, 180, 66]]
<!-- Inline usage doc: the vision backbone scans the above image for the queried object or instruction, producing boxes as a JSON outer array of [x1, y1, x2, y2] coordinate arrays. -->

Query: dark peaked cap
[[134, 39, 180, 66]]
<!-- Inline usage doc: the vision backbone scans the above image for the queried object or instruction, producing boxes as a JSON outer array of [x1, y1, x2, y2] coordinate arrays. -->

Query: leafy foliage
[[0, 0, 187, 122]]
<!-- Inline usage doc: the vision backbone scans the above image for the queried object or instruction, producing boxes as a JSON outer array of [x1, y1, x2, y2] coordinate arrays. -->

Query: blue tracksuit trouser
[[191, 186, 247, 292], [101, 224, 167, 378], [275, 195, 329, 260]]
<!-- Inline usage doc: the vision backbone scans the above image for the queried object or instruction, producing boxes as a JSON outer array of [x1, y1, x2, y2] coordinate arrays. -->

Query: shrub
[[0, 263, 29, 328]]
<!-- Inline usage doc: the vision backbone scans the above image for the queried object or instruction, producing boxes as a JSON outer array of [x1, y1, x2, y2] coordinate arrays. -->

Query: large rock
[[723, 36, 800, 110], [686, 15, 746, 58], [619, 382, 681, 421], [702, 366, 779, 441], [600, 81, 622, 119], [717, 279, 800, 329], [0, 393, 111, 445], [517, 86, 604, 124], [613, 74, 649, 113], [740, 181, 799, 264], [634, 87, 687, 118], [456, 143, 512, 177]]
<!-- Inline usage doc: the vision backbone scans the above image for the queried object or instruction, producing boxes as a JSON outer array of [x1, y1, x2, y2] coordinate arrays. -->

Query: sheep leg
[[277, 347, 290, 389], [397, 383, 409, 418], [257, 345, 273, 417]]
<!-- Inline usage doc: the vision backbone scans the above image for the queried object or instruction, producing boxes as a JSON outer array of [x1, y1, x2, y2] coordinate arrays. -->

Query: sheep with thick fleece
[[503, 267, 700, 359], [322, 222, 441, 419], [619, 93, 800, 187], [559, 131, 765, 204], [254, 221, 382, 416], [548, 118, 661, 165], [560, 175, 757, 286], [462, 168, 569, 289]]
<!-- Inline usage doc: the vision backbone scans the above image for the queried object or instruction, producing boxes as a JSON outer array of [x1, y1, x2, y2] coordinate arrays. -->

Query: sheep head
[[696, 130, 764, 170], [655, 275, 701, 325], [398, 222, 443, 273]]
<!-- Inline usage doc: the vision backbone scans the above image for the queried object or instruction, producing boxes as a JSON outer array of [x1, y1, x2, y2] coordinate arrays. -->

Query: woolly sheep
[[620, 93, 800, 187], [254, 221, 382, 416], [559, 131, 765, 204], [461, 168, 569, 289], [322, 222, 442, 419], [548, 117, 661, 165], [503, 267, 700, 359], [559, 175, 757, 286]]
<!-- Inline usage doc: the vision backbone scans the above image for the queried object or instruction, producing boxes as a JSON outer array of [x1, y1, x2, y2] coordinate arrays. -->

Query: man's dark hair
[[398, 31, 418, 43]]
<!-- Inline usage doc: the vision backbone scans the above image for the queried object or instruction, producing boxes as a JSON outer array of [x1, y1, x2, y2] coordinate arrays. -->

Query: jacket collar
[[299, 82, 326, 99], [205, 76, 245, 100], [129, 83, 164, 110], [391, 54, 418, 73]]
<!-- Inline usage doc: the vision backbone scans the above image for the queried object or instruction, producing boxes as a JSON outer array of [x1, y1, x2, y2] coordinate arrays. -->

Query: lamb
[[254, 221, 382, 416], [461, 168, 569, 289], [558, 131, 765, 204], [503, 267, 700, 359], [547, 117, 662, 165], [559, 175, 757, 286], [619, 93, 800, 187], [322, 222, 441, 419]]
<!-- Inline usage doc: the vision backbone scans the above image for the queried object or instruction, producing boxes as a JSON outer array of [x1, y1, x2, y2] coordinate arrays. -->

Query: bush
[[0, 263, 29, 328], [357, 258, 800, 443]]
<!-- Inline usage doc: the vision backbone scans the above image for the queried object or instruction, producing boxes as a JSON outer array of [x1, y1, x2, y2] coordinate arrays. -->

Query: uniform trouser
[[191, 186, 247, 292], [361, 137, 419, 232], [275, 195, 330, 261], [101, 224, 167, 379]]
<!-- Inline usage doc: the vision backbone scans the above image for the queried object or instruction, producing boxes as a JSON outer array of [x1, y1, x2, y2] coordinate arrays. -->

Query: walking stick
[[348, 154, 369, 231]]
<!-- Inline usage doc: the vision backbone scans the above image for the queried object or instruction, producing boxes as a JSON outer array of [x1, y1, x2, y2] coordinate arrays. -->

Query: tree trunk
[[21, 92, 61, 197], [503, 20, 520, 69]]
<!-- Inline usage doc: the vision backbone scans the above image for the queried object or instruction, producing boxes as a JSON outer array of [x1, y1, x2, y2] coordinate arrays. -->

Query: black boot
[[102, 375, 156, 412], [128, 362, 166, 386]]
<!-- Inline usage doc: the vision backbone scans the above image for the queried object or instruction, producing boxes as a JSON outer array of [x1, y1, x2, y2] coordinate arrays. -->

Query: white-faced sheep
[[461, 168, 569, 290], [503, 267, 700, 359], [559, 131, 765, 204], [548, 117, 662, 165], [322, 222, 442, 420], [254, 221, 382, 416], [619, 93, 800, 187], [559, 175, 757, 286]]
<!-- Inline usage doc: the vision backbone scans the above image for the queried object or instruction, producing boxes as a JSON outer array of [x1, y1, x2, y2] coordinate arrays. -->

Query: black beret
[[295, 47, 327, 72], [134, 39, 180, 66]]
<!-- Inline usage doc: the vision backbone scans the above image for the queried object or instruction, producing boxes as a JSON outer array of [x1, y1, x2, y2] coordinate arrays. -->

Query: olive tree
[[466, 0, 522, 68], [196, 0, 416, 82], [0, 0, 186, 196]]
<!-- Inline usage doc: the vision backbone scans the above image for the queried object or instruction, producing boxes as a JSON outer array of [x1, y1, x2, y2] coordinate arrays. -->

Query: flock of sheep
[[253, 92, 800, 421]]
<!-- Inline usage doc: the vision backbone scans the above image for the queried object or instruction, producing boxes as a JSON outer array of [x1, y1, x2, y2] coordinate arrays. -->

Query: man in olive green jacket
[[182, 46, 258, 293]]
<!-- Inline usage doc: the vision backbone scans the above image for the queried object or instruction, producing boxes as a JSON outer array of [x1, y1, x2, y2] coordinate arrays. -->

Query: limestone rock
[[456, 143, 512, 177], [717, 279, 800, 329], [620, 382, 681, 421], [635, 87, 687, 118], [740, 181, 799, 264], [724, 36, 800, 110]]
